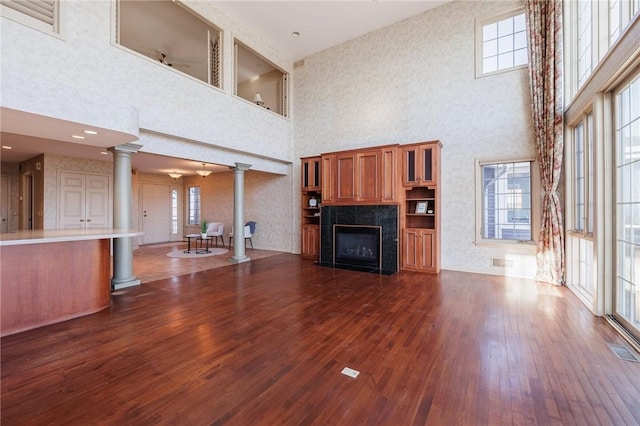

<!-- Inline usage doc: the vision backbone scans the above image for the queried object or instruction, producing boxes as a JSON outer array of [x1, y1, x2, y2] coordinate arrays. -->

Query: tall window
[[171, 189, 178, 234], [609, 0, 640, 46], [0, 0, 58, 34], [574, 113, 594, 234], [187, 186, 201, 226], [615, 74, 640, 338], [479, 160, 533, 242], [476, 9, 528, 77], [577, 0, 593, 88]]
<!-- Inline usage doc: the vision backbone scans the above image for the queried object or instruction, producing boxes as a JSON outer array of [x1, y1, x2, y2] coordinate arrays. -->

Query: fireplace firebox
[[333, 225, 381, 271], [319, 205, 398, 274]]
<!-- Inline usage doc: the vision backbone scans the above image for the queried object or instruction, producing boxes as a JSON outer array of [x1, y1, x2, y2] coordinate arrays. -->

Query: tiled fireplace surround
[[319, 205, 398, 275]]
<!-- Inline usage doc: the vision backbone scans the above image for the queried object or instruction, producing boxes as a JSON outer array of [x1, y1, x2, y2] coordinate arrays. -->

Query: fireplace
[[319, 205, 398, 274], [334, 225, 381, 271]]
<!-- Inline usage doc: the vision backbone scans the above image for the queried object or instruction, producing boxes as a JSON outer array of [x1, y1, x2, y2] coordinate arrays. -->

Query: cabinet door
[[418, 145, 436, 186], [301, 225, 320, 259], [356, 151, 380, 202], [321, 154, 335, 203], [419, 230, 434, 269], [301, 157, 321, 191], [402, 228, 421, 270], [402, 144, 438, 187], [402, 147, 420, 187], [402, 228, 435, 271], [336, 153, 357, 202], [380, 147, 397, 202]]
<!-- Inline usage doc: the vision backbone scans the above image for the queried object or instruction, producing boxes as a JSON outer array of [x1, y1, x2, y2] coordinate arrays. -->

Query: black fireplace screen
[[333, 225, 381, 269]]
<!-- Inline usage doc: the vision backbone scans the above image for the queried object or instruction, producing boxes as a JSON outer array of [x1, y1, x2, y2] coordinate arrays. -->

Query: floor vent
[[607, 343, 640, 362]]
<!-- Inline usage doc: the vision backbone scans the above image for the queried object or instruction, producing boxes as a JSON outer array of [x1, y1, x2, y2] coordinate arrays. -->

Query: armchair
[[228, 221, 256, 249], [205, 222, 225, 247]]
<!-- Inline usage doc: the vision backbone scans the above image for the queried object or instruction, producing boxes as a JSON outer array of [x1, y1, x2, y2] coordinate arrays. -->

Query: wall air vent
[[492, 257, 514, 268]]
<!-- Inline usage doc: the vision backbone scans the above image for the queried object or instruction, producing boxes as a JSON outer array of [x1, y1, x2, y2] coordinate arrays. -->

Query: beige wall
[[293, 0, 537, 277], [181, 168, 293, 252]]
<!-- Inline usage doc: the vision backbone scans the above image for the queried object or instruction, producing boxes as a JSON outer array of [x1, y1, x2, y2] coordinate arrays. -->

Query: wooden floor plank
[[2, 254, 640, 425]]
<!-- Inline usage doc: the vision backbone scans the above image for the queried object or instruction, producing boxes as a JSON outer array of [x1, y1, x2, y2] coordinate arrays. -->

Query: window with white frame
[[615, 74, 640, 336], [479, 160, 533, 242], [609, 0, 640, 46], [171, 189, 178, 234], [0, 0, 59, 34], [577, 0, 593, 88], [187, 186, 201, 226], [476, 9, 528, 77], [574, 113, 594, 234]]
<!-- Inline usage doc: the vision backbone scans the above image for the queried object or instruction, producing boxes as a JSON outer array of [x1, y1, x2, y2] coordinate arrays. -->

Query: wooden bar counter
[[0, 229, 142, 337]]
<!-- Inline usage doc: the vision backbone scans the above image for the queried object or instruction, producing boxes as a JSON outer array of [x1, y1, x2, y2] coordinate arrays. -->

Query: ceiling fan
[[154, 50, 190, 69]]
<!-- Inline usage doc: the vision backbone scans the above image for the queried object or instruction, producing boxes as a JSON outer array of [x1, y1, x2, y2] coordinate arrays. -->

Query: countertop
[[0, 229, 144, 246]]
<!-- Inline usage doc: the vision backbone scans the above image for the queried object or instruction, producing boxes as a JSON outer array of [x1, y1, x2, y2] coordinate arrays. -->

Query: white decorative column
[[230, 162, 252, 264], [109, 143, 142, 290]]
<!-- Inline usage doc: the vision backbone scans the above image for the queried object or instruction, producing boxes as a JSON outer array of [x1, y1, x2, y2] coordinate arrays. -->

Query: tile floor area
[[132, 242, 284, 283]]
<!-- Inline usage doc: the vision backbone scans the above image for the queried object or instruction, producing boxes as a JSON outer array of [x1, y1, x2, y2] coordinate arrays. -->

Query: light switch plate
[[341, 367, 360, 378]]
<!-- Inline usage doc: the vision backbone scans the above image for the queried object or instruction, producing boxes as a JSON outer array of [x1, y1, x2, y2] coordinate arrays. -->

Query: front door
[[142, 183, 171, 244]]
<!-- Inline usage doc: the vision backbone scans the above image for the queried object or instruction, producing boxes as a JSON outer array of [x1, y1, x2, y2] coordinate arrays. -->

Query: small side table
[[184, 234, 212, 254], [195, 236, 213, 254]]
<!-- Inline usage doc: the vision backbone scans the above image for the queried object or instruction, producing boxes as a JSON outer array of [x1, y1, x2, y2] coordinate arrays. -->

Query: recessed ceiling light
[[83, 130, 98, 135], [2, 145, 12, 150], [71, 135, 85, 139], [100, 151, 109, 155], [291, 31, 300, 37]]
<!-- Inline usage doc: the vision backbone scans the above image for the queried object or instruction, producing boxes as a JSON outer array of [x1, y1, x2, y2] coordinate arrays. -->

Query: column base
[[111, 276, 141, 291], [229, 256, 252, 264]]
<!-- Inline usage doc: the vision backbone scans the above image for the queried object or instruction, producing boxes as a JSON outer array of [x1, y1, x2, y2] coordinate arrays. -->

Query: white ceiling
[[1, 1, 449, 175], [211, 1, 449, 62]]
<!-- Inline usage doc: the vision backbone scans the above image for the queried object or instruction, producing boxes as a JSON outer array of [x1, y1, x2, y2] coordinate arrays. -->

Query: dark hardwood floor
[[2, 254, 639, 425]]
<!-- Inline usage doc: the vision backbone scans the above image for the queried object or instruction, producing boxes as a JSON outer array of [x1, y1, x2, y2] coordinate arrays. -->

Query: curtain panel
[[524, 0, 565, 286]]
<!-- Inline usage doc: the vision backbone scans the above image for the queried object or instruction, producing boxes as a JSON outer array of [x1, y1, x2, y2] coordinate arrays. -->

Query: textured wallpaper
[[0, 0, 294, 173], [293, 0, 537, 278]]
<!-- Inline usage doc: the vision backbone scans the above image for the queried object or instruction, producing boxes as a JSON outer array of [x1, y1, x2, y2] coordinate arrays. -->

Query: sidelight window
[[187, 186, 201, 226]]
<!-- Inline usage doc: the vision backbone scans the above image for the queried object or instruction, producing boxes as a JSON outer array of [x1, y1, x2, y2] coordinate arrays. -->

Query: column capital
[[109, 143, 143, 155], [232, 162, 252, 171]]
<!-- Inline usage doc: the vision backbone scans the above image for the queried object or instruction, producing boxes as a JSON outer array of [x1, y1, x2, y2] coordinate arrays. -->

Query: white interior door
[[59, 172, 110, 229], [0, 175, 9, 233], [142, 183, 171, 244], [59, 172, 86, 229], [85, 175, 110, 228]]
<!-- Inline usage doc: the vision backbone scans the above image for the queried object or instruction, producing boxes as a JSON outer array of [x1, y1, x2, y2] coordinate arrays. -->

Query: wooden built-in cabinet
[[300, 156, 322, 260], [402, 141, 440, 187], [335, 150, 380, 203], [401, 142, 441, 273], [402, 228, 435, 270], [322, 145, 397, 205], [300, 141, 440, 272], [301, 224, 320, 259], [301, 157, 321, 191]]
